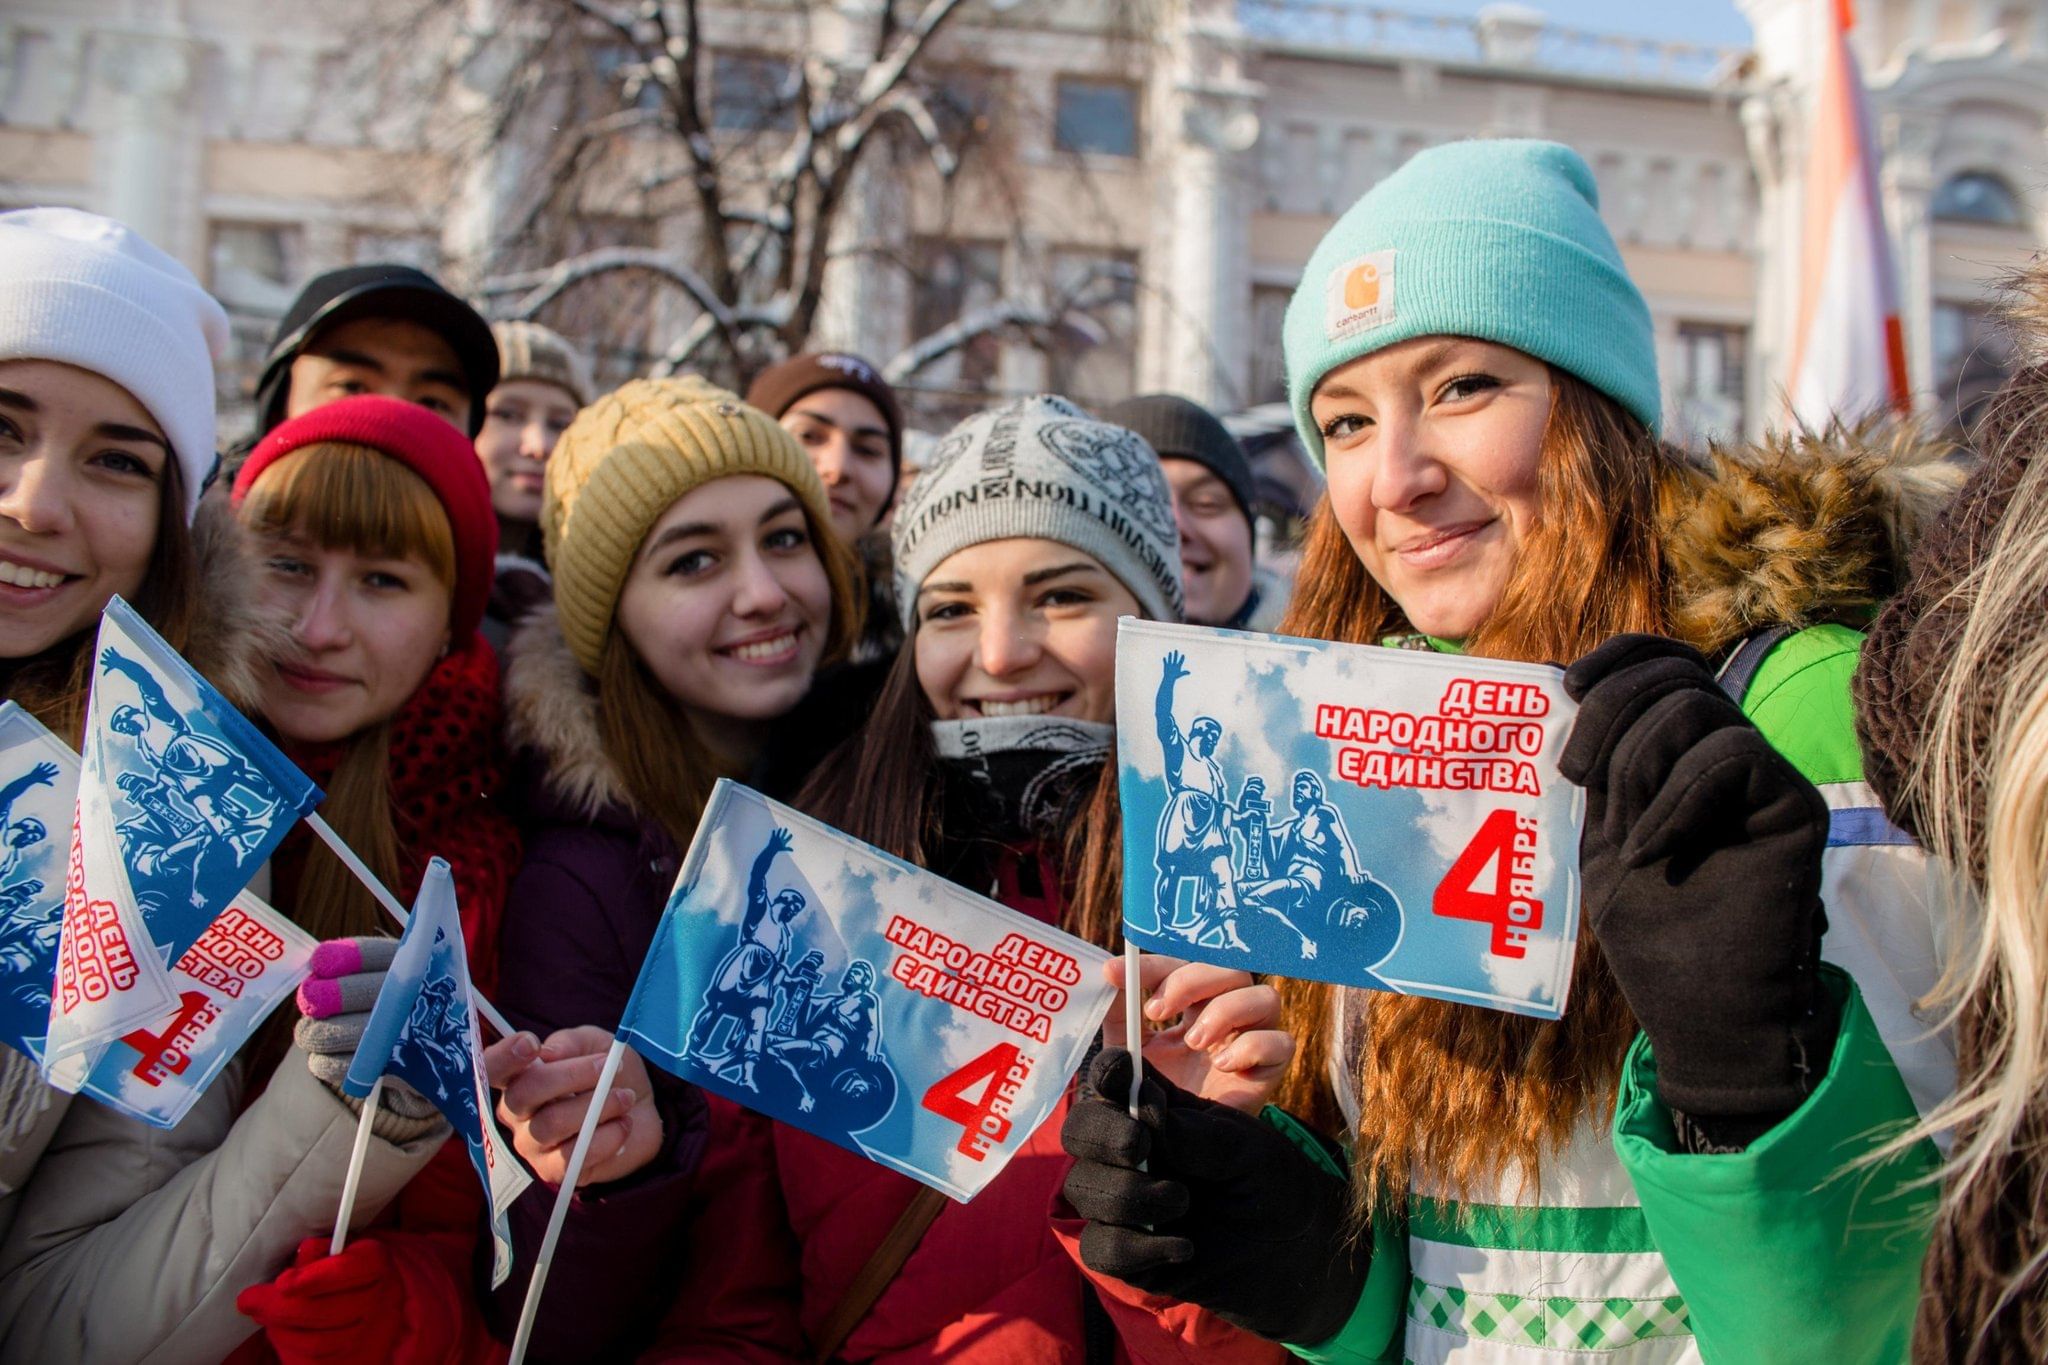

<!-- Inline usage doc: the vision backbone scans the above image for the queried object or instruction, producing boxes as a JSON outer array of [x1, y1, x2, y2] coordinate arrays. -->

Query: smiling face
[[1161, 458, 1254, 626], [0, 360, 169, 660], [614, 475, 834, 738], [475, 378, 580, 526], [285, 316, 473, 431], [779, 389, 894, 543], [253, 532, 453, 745], [912, 537, 1141, 724], [1311, 336, 1553, 642]]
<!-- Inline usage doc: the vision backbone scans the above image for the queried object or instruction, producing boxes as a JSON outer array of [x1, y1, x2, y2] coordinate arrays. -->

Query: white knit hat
[[892, 395, 1184, 629], [0, 208, 230, 520]]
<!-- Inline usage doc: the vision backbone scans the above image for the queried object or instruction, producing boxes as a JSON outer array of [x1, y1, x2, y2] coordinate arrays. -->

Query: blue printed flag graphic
[[1117, 620, 1584, 1020], [617, 781, 1117, 1202], [0, 704, 78, 1061], [47, 599, 323, 1070], [344, 860, 530, 1286]]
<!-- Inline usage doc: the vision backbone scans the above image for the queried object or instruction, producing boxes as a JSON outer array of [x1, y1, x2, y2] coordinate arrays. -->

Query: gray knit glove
[[295, 936, 443, 1139]]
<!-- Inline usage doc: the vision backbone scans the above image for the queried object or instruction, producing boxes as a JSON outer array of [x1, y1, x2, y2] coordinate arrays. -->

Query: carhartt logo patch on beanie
[[1326, 251, 1396, 340], [1284, 139, 1660, 468], [892, 395, 1183, 630]]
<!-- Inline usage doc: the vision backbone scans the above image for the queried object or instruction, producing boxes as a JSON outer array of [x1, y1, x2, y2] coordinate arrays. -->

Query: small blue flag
[[344, 860, 530, 1286], [616, 781, 1116, 1202], [47, 598, 324, 1070], [0, 703, 77, 1061], [1116, 620, 1585, 1020]]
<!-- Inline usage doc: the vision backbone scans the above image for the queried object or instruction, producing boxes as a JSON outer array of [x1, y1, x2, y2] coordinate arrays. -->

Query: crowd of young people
[[0, 133, 2039, 1362]]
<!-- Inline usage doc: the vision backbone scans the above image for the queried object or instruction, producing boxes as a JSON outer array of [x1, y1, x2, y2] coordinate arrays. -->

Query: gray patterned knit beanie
[[891, 395, 1184, 630]]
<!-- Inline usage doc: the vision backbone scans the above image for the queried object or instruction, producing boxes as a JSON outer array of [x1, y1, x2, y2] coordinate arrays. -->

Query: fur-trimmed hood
[[188, 494, 292, 709], [1659, 418, 1967, 656], [502, 602, 632, 824]]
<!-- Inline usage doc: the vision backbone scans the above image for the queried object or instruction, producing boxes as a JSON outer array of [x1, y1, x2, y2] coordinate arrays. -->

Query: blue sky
[[1394, 1, 1753, 47]]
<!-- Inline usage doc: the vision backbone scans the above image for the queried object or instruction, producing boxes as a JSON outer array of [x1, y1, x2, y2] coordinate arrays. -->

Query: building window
[[1054, 78, 1138, 158], [1933, 170, 2025, 226], [1669, 322, 1746, 447], [1249, 285, 1291, 405], [907, 238, 1007, 394], [712, 52, 796, 133], [1934, 301, 2017, 433], [594, 45, 668, 113], [923, 66, 1002, 149], [208, 221, 305, 411], [208, 221, 302, 314], [1047, 248, 1139, 406]]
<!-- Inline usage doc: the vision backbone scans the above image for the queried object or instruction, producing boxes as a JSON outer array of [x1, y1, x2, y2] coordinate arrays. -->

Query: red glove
[[238, 1234, 468, 1365]]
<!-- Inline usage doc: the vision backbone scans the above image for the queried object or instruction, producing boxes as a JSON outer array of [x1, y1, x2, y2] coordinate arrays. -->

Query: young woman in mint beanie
[[1061, 138, 1962, 1363]]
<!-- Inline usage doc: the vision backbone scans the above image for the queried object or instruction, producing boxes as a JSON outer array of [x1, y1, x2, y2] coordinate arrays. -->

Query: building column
[[1880, 107, 1939, 404], [94, 29, 199, 267], [1151, 0, 1261, 411]]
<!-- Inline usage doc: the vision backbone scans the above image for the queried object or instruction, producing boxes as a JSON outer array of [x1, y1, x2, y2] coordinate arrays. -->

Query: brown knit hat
[[745, 352, 905, 511], [543, 375, 836, 674], [492, 320, 595, 408]]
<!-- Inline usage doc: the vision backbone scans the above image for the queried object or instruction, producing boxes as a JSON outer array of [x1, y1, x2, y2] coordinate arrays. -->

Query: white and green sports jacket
[[1284, 624, 1948, 1365]]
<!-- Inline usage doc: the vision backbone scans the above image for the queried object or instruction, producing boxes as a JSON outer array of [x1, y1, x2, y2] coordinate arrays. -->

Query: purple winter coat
[[484, 610, 710, 1364]]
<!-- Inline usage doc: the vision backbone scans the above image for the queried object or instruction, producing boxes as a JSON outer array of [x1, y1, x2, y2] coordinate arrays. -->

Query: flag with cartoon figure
[[0, 704, 76, 1061], [1117, 620, 1584, 1020], [344, 860, 530, 1286], [45, 599, 322, 1070], [616, 781, 1116, 1202], [73, 891, 316, 1127]]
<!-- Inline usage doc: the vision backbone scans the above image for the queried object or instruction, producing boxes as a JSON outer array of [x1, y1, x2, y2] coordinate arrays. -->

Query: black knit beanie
[[1102, 394, 1256, 527]]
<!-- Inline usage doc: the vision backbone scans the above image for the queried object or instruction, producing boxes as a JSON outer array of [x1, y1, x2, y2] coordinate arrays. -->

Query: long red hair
[[1272, 372, 1672, 1207]]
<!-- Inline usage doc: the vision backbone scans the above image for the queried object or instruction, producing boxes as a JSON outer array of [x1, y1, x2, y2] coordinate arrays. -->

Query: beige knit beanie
[[544, 375, 835, 674], [492, 319, 595, 407]]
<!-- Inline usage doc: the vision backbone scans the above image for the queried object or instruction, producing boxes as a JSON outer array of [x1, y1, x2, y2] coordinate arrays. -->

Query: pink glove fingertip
[[297, 978, 345, 1020], [308, 940, 365, 980]]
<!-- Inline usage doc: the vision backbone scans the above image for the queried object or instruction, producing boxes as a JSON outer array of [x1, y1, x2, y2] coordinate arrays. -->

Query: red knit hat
[[233, 395, 499, 644]]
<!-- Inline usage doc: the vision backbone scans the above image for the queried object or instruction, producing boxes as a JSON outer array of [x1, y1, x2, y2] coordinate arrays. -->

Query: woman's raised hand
[[1104, 951, 1295, 1114], [483, 1026, 664, 1187]]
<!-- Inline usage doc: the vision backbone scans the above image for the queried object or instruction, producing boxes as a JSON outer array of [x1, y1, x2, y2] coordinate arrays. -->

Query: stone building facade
[[2, 0, 2042, 446]]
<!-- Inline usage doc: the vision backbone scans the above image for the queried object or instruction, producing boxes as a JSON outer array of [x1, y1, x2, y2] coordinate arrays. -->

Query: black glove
[[1060, 1048, 1366, 1344], [1560, 635, 1838, 1146]]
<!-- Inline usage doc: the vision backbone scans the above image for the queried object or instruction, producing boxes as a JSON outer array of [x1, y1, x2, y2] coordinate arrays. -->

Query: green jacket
[[1283, 625, 1945, 1364]]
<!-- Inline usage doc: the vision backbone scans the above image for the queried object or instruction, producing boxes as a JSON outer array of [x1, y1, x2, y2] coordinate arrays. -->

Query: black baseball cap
[[253, 264, 500, 437]]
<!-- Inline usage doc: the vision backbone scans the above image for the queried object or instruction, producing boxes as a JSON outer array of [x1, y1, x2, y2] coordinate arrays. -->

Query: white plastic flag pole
[[508, 1036, 627, 1365], [1123, 940, 1144, 1121], [306, 814, 517, 1039], [329, 1076, 384, 1255]]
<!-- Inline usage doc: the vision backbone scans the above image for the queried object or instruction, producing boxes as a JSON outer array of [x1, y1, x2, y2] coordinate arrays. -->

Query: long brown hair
[[798, 618, 1128, 955], [1272, 371, 1671, 1206], [2, 461, 198, 743], [237, 442, 458, 945], [604, 496, 864, 854]]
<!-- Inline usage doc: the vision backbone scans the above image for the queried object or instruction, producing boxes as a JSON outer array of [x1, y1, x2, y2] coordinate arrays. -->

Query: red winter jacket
[[639, 846, 1285, 1365], [233, 639, 521, 1364]]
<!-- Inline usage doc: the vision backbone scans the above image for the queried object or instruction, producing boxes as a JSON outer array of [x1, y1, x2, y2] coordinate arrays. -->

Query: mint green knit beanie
[[1283, 139, 1660, 468]]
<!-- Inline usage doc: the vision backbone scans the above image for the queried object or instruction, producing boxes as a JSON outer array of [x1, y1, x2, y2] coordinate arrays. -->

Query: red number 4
[[922, 1042, 1022, 1161], [1433, 808, 1540, 959]]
